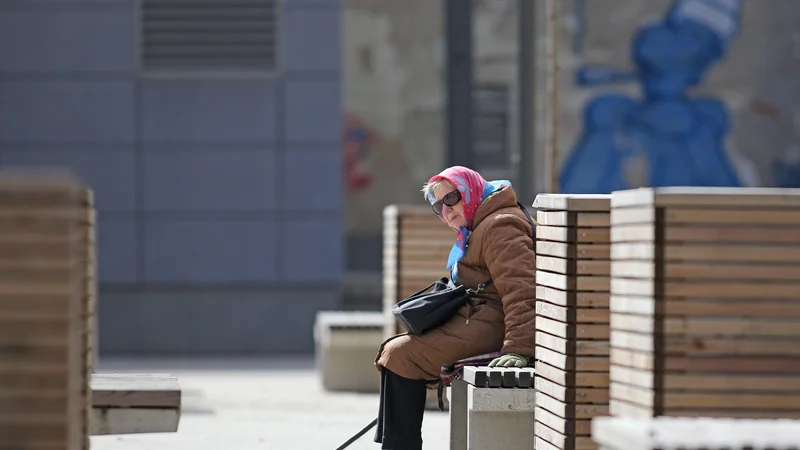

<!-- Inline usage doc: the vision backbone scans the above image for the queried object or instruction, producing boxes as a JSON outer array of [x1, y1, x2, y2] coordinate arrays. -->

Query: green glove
[[488, 353, 528, 368]]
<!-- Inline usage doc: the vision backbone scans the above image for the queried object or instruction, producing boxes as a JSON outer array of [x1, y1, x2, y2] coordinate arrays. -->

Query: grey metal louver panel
[[141, 0, 278, 73]]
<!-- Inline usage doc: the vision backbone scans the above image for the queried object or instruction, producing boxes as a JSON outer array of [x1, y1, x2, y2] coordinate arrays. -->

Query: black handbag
[[391, 201, 536, 336], [391, 277, 493, 336]]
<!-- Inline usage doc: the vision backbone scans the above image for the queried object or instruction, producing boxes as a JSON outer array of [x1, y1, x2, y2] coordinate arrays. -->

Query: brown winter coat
[[375, 185, 537, 380]]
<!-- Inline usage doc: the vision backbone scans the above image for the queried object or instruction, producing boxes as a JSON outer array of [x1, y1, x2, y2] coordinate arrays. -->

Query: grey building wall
[[0, 0, 343, 354]]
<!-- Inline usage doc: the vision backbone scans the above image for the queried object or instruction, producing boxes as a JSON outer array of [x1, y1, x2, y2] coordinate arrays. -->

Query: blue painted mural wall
[[547, 0, 800, 193], [0, 0, 343, 354]]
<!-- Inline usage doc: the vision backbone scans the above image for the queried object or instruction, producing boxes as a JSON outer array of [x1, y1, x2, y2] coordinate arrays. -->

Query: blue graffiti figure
[[773, 146, 800, 188], [774, 161, 800, 188], [560, 0, 745, 193]]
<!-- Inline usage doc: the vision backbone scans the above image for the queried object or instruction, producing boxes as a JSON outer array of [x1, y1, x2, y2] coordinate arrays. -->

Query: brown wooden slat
[[535, 420, 595, 450], [611, 347, 800, 374], [611, 242, 800, 263], [612, 206, 800, 226], [91, 374, 181, 408], [537, 210, 610, 227], [611, 186, 800, 209], [610, 329, 800, 356], [538, 270, 610, 292], [611, 313, 800, 338], [611, 278, 800, 299], [536, 331, 610, 356], [536, 286, 609, 309], [538, 256, 611, 276], [610, 296, 800, 318], [535, 406, 591, 436], [537, 301, 609, 324], [611, 223, 800, 244], [610, 365, 800, 392], [536, 360, 609, 388], [610, 381, 800, 411], [537, 316, 609, 340], [537, 241, 610, 260], [537, 225, 611, 244], [536, 346, 609, 372], [610, 260, 800, 281], [537, 390, 609, 419], [533, 194, 611, 212]]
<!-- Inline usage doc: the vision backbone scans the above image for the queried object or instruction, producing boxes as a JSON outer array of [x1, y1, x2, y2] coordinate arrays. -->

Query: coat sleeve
[[481, 213, 537, 358]]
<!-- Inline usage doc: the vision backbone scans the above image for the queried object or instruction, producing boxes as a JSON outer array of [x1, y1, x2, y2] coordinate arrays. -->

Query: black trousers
[[374, 368, 428, 450]]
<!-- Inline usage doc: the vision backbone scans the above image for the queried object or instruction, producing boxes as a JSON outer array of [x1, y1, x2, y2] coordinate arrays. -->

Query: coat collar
[[471, 185, 519, 230]]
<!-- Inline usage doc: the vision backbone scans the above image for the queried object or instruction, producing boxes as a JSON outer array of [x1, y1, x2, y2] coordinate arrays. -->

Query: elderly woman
[[373, 166, 537, 450]]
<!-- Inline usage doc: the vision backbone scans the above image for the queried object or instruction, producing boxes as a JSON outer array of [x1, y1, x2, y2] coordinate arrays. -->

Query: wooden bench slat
[[533, 194, 611, 212], [462, 366, 535, 388], [91, 373, 181, 408]]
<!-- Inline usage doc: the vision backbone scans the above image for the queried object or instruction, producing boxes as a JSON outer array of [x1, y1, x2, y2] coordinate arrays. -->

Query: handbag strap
[[408, 279, 440, 298], [517, 201, 536, 244]]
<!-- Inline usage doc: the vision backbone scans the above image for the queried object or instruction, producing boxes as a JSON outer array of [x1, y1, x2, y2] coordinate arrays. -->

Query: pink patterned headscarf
[[427, 166, 510, 281], [427, 166, 488, 228]]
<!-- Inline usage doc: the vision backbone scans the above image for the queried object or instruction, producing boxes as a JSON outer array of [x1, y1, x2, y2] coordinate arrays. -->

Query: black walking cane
[[336, 417, 378, 450]]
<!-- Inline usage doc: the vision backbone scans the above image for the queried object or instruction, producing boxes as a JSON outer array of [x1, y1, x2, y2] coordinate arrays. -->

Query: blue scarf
[[447, 180, 511, 282]]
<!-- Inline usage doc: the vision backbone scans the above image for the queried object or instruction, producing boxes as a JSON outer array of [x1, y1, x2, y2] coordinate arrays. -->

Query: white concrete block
[[467, 385, 536, 413], [90, 408, 180, 435], [467, 410, 535, 450], [455, 385, 536, 449], [447, 380, 468, 450], [314, 311, 384, 393]]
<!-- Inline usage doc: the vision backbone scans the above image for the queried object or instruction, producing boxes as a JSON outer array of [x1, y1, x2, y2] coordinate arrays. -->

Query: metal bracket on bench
[[462, 366, 534, 388]]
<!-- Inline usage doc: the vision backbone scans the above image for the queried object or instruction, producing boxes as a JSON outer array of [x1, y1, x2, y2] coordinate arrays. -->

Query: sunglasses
[[431, 190, 462, 215]]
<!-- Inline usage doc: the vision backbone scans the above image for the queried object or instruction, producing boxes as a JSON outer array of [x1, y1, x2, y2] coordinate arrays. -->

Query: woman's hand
[[488, 353, 528, 368]]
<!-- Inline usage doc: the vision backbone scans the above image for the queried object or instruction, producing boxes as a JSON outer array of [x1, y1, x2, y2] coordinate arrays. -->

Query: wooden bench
[[609, 187, 800, 419], [0, 171, 93, 449], [592, 416, 800, 450], [382, 204, 454, 339], [447, 366, 536, 450], [382, 204, 455, 409], [90, 373, 182, 435], [0, 172, 182, 442], [533, 194, 612, 450]]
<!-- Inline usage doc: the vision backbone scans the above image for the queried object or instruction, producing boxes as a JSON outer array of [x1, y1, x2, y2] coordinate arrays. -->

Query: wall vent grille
[[140, 0, 278, 74]]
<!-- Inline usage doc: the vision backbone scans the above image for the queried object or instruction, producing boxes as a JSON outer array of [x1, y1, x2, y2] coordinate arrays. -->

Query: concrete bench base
[[314, 311, 384, 393], [91, 408, 180, 435], [90, 373, 181, 435], [447, 367, 536, 450]]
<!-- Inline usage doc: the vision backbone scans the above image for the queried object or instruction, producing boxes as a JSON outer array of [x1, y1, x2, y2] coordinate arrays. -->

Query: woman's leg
[[373, 305, 505, 448], [374, 367, 427, 450]]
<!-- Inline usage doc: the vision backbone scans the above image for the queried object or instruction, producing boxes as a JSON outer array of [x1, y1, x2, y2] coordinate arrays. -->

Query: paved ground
[[92, 356, 450, 450]]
